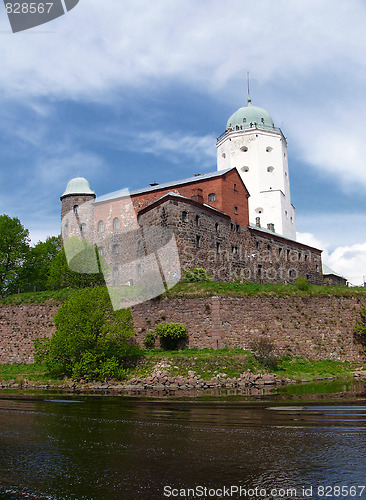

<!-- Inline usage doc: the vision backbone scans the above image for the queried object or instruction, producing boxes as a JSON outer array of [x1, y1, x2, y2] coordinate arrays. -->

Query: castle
[[60, 96, 323, 289]]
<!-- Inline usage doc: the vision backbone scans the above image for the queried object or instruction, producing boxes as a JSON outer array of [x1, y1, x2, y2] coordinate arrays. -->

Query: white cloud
[[128, 131, 216, 167], [327, 243, 366, 286]]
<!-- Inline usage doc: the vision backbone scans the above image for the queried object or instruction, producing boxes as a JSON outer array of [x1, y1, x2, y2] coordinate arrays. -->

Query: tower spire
[[247, 71, 252, 106]]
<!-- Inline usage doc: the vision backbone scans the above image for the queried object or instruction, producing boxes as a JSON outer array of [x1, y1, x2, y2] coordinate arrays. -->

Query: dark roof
[[249, 224, 322, 253], [95, 168, 235, 203], [137, 191, 230, 219]]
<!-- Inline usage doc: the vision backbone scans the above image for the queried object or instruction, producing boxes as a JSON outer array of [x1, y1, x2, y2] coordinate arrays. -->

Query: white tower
[[217, 95, 296, 240]]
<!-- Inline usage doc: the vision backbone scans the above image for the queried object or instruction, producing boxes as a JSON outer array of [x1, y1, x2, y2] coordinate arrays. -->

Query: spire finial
[[247, 71, 252, 106]]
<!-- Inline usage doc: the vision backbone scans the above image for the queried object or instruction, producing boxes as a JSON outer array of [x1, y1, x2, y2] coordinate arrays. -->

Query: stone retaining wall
[[0, 302, 57, 364], [132, 295, 366, 362], [1, 295, 366, 364]]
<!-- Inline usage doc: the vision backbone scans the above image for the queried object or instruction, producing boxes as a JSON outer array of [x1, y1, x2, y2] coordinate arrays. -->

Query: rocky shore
[[0, 368, 341, 393]]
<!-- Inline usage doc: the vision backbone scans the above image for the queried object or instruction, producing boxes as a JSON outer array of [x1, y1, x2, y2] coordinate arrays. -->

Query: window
[[233, 183, 237, 191], [113, 217, 120, 230], [208, 193, 216, 202], [195, 235, 201, 248], [80, 223, 87, 234], [112, 267, 119, 281], [298, 252, 302, 261], [257, 264, 262, 277], [73, 205, 78, 215], [267, 244, 271, 251], [304, 254, 308, 262], [255, 207, 263, 214], [267, 166, 274, 173], [112, 244, 119, 255], [97, 220, 104, 233], [243, 118, 246, 123], [278, 247, 283, 258], [256, 241, 260, 250], [181, 211, 187, 222], [240, 146, 248, 152], [215, 223, 219, 232], [231, 223, 235, 231], [236, 224, 240, 232], [222, 153, 226, 158], [98, 246, 104, 256], [287, 249, 290, 261], [216, 242, 220, 254], [195, 215, 199, 226], [255, 216, 261, 227], [266, 146, 273, 152], [241, 166, 249, 173], [234, 206, 238, 215], [232, 245, 238, 254]]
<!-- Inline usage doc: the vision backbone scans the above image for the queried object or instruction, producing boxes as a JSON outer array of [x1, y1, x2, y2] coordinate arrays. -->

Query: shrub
[[296, 276, 309, 291], [250, 336, 278, 370], [143, 331, 156, 349], [155, 322, 188, 350], [184, 268, 212, 282], [33, 287, 142, 380]]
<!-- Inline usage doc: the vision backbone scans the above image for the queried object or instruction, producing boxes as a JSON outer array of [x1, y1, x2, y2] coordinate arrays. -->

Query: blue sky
[[0, 0, 366, 284]]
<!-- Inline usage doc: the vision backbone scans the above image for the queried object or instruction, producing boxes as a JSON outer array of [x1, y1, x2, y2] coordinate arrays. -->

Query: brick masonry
[[1, 295, 365, 365]]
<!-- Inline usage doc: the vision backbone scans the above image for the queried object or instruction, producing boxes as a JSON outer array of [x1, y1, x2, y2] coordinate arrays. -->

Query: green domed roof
[[61, 176, 95, 198], [226, 98, 275, 131]]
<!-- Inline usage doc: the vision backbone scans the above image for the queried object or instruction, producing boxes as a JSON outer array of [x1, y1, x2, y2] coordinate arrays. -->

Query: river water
[[0, 384, 366, 500]]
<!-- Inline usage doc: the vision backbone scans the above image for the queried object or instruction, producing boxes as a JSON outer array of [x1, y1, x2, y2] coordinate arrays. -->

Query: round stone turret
[[60, 176, 96, 223]]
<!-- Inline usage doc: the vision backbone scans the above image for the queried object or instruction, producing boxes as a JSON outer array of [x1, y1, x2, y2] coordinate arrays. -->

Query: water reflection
[[0, 392, 365, 499]]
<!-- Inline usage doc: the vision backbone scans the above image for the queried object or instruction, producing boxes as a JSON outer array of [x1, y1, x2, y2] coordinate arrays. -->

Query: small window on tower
[[267, 166, 274, 173], [208, 193, 216, 202], [266, 146, 273, 152], [243, 118, 246, 123], [222, 153, 226, 158], [233, 184, 237, 191], [241, 166, 249, 173], [73, 205, 78, 215], [234, 206, 238, 214], [240, 146, 248, 152]]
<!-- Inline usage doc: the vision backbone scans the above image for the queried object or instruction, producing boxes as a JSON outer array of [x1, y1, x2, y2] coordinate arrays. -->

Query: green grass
[[163, 281, 366, 298], [273, 356, 354, 381], [0, 288, 79, 305]]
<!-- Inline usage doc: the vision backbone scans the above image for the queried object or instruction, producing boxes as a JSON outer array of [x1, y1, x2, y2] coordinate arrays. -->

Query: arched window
[[112, 244, 119, 255], [113, 217, 120, 230], [80, 223, 87, 234], [208, 193, 216, 202], [215, 223, 219, 233], [73, 205, 78, 215], [97, 220, 104, 233]]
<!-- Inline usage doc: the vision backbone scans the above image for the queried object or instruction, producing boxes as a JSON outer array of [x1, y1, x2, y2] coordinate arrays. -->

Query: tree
[[47, 243, 105, 290], [0, 214, 30, 296], [13, 235, 61, 293], [33, 287, 142, 380]]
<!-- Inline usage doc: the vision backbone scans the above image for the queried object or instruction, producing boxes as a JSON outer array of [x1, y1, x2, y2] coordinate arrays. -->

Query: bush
[[250, 336, 278, 370], [143, 331, 156, 349], [184, 268, 212, 282], [33, 287, 142, 380], [155, 322, 188, 350], [296, 276, 309, 291]]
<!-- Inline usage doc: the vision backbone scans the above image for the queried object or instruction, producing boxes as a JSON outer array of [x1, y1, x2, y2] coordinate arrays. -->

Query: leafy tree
[[0, 214, 30, 296], [13, 236, 61, 293], [47, 243, 105, 290], [33, 287, 142, 380]]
